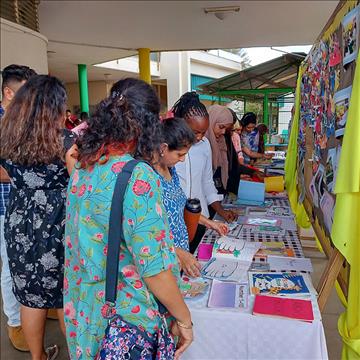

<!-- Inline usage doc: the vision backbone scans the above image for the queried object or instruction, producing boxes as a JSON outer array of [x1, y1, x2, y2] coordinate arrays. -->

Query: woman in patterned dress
[[240, 112, 273, 164], [64, 79, 193, 359], [153, 117, 228, 277], [0, 75, 77, 360]]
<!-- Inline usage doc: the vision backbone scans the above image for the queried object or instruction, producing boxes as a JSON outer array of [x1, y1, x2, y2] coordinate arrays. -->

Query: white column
[[160, 51, 191, 109]]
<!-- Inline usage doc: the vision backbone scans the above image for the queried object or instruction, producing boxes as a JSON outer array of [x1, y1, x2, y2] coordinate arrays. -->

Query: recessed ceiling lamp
[[204, 6, 240, 20]]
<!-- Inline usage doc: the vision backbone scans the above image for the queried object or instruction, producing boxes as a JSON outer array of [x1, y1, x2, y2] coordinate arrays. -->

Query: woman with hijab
[[206, 105, 234, 193]]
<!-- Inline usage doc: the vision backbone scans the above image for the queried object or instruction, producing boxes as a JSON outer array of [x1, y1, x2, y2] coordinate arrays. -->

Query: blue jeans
[[0, 215, 21, 326]]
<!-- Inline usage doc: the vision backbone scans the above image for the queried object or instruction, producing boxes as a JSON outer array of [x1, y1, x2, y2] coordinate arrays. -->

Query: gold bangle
[[176, 320, 193, 329]]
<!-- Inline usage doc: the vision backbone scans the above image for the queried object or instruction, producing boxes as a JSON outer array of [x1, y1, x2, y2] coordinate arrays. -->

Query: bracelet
[[176, 320, 193, 329]]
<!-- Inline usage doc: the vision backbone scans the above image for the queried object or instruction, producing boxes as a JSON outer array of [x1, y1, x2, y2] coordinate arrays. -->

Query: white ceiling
[[39, 0, 338, 82]]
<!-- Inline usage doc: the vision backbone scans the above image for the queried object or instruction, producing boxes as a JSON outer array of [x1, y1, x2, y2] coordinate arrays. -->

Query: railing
[[0, 0, 39, 32]]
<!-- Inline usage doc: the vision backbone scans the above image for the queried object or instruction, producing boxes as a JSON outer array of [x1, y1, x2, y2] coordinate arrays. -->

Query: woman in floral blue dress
[[153, 117, 228, 277], [64, 79, 193, 360]]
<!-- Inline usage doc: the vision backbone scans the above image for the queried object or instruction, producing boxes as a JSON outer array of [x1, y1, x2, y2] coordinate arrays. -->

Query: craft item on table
[[246, 207, 268, 216], [265, 151, 286, 160], [202, 237, 261, 282], [342, 5, 359, 66], [255, 241, 295, 260], [253, 295, 314, 322], [208, 279, 248, 309], [248, 226, 287, 237], [212, 236, 262, 261], [241, 216, 281, 227], [265, 169, 285, 176], [266, 206, 293, 218], [202, 258, 250, 283], [267, 256, 313, 272], [264, 176, 284, 193], [197, 243, 214, 261], [249, 272, 313, 297], [236, 180, 265, 206], [265, 191, 288, 199], [334, 86, 352, 137], [237, 225, 299, 243], [180, 276, 210, 300], [249, 262, 271, 272], [320, 190, 335, 234], [222, 204, 247, 216], [227, 221, 239, 231]]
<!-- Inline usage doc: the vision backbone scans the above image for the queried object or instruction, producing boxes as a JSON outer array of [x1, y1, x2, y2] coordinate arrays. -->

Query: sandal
[[45, 344, 59, 360]]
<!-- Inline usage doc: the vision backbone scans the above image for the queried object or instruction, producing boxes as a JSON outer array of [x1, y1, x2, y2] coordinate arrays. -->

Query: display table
[[183, 195, 328, 360], [183, 290, 328, 360]]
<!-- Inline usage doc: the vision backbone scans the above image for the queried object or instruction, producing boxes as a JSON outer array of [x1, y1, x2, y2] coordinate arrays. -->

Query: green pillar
[[78, 64, 89, 113], [263, 93, 269, 127]]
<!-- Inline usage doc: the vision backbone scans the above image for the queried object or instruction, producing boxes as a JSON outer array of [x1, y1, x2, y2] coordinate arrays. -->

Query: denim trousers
[[0, 215, 21, 326]]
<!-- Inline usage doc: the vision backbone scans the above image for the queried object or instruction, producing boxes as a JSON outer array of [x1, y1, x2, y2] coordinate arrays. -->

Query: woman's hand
[[208, 220, 229, 236], [176, 248, 201, 277], [171, 322, 194, 360], [264, 153, 274, 159], [218, 208, 238, 223]]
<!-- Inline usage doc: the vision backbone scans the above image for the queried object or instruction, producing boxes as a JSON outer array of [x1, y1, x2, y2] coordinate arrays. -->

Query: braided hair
[[171, 91, 208, 120]]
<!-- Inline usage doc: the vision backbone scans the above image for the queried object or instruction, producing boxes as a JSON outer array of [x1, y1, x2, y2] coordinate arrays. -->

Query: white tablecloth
[[182, 290, 328, 360]]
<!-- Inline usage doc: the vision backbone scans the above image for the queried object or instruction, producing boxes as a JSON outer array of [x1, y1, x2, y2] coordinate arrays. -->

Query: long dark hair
[[77, 78, 161, 168], [160, 117, 196, 150], [0, 75, 66, 165]]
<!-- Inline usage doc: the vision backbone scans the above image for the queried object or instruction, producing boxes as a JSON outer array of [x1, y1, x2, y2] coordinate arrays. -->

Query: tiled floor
[[1, 249, 344, 360]]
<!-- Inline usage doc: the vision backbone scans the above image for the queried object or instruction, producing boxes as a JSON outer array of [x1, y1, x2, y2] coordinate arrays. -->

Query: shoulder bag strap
[[105, 159, 140, 304]]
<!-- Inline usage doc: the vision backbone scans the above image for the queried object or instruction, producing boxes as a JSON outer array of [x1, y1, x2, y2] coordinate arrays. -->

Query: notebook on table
[[236, 180, 265, 206], [253, 295, 314, 322]]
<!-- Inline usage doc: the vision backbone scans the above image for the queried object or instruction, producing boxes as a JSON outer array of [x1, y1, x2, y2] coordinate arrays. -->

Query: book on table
[[236, 180, 265, 206], [208, 279, 248, 309], [248, 272, 316, 297], [253, 294, 314, 322], [201, 236, 262, 282]]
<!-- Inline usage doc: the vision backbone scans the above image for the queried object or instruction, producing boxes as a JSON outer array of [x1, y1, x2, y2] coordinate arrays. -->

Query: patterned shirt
[[0, 105, 11, 216], [241, 130, 260, 164], [159, 167, 189, 250], [64, 154, 180, 359]]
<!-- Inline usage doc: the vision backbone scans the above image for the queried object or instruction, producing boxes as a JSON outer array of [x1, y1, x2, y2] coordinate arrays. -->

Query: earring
[[160, 152, 164, 157]]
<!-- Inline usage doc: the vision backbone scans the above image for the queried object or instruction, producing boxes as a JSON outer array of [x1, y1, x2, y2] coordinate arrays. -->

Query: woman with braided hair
[[173, 92, 237, 252]]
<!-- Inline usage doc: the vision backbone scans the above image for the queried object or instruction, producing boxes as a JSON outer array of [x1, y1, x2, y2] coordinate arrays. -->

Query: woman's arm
[[144, 270, 193, 359], [199, 215, 229, 234], [65, 144, 78, 175]]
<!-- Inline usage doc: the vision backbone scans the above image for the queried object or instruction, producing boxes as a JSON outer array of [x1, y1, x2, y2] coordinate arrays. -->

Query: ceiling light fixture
[[204, 6, 240, 20]]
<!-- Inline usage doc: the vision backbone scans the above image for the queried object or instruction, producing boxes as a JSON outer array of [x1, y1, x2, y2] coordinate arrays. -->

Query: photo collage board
[[297, 3, 359, 237]]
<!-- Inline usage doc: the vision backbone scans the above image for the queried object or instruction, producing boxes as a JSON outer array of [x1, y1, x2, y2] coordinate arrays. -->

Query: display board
[[287, 1, 360, 357]]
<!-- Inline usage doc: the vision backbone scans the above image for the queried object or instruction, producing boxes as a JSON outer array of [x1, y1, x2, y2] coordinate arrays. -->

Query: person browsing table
[[153, 117, 228, 277]]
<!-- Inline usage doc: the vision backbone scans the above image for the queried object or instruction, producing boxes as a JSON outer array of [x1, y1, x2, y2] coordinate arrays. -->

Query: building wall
[[65, 81, 111, 114], [0, 18, 48, 75]]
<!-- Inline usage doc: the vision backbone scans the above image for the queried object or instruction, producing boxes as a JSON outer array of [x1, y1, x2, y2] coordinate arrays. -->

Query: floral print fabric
[[95, 315, 175, 360], [241, 130, 260, 164], [64, 154, 180, 359], [0, 130, 75, 308], [158, 167, 189, 250]]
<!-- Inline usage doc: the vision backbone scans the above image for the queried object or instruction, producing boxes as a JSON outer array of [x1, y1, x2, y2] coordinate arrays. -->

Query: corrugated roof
[[198, 52, 305, 100]]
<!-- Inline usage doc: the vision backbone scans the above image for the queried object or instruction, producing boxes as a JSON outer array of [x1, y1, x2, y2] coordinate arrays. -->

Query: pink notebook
[[253, 295, 314, 322], [197, 243, 213, 261]]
